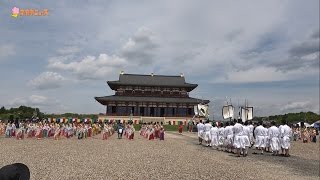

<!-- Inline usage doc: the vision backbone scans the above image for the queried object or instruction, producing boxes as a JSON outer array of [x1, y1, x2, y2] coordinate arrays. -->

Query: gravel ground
[[0, 132, 319, 180]]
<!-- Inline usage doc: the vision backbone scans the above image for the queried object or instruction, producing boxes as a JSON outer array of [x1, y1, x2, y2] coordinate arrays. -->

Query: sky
[[0, 0, 319, 119]]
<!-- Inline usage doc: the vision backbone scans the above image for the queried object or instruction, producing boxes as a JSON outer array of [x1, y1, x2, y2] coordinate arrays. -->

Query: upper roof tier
[[107, 73, 198, 92]]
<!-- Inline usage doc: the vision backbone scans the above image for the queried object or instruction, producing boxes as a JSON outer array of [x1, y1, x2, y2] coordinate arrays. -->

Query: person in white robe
[[278, 124, 284, 154], [280, 121, 292, 157], [233, 119, 245, 157], [248, 121, 254, 147], [210, 123, 219, 149], [197, 120, 204, 145], [263, 124, 270, 152], [223, 122, 234, 153], [5, 123, 12, 138], [217, 123, 225, 151], [203, 120, 213, 147], [253, 121, 266, 154], [242, 121, 251, 156], [268, 121, 280, 156]]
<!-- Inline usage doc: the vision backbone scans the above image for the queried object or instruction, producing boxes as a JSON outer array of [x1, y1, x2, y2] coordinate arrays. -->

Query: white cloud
[[251, 100, 319, 117], [48, 54, 128, 80], [57, 46, 81, 55], [301, 52, 319, 61], [29, 95, 50, 105], [269, 33, 320, 72], [9, 95, 56, 107], [8, 95, 68, 113], [281, 101, 314, 112], [29, 72, 65, 90], [0, 44, 15, 59], [46, 27, 159, 81], [211, 66, 318, 84], [120, 27, 159, 65]]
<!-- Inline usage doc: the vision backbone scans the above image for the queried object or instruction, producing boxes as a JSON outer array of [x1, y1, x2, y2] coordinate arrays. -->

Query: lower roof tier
[[95, 95, 210, 105]]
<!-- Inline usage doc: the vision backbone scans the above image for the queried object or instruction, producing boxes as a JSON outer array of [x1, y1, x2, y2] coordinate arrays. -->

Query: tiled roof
[[107, 74, 198, 90]]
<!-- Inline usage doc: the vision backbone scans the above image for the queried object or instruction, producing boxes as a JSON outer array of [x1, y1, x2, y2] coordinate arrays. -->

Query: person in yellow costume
[[97, 123, 101, 135], [93, 123, 97, 136]]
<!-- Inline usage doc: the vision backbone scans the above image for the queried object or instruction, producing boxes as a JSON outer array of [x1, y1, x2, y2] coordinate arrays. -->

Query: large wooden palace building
[[95, 72, 209, 124]]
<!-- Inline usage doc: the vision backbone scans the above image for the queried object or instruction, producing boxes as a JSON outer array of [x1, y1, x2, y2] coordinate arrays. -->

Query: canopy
[[312, 120, 320, 124], [296, 122, 311, 128], [311, 120, 320, 128]]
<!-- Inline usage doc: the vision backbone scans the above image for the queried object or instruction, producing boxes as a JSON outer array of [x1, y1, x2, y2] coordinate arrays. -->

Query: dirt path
[[0, 132, 318, 180]]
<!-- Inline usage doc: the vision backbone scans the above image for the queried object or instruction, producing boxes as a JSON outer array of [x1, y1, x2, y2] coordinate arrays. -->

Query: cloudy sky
[[0, 0, 319, 119]]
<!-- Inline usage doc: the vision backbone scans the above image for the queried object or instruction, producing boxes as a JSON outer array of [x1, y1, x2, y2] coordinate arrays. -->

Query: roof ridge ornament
[[151, 73, 154, 76], [120, 71, 124, 75], [180, 73, 184, 77]]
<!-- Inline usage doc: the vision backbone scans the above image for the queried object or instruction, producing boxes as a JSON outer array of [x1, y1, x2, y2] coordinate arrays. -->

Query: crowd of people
[[292, 126, 318, 143], [0, 119, 165, 142], [0, 120, 139, 141], [139, 123, 165, 140], [196, 119, 294, 157], [116, 122, 136, 140]]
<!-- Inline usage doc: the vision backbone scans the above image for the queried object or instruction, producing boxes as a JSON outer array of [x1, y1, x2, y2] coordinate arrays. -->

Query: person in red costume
[[178, 123, 183, 135]]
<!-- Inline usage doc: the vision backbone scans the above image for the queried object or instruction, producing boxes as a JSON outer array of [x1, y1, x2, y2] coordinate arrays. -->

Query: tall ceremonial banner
[[241, 107, 253, 122], [194, 105, 199, 116], [241, 108, 246, 122], [222, 106, 229, 119], [222, 105, 234, 119], [246, 107, 253, 120], [198, 104, 209, 117], [194, 104, 209, 118]]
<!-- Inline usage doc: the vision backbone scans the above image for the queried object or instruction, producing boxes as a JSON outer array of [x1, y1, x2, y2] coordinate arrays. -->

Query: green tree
[[0, 106, 6, 114]]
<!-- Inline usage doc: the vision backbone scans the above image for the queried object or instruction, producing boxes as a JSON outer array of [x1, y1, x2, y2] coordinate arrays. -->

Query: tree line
[[0, 106, 98, 121], [0, 105, 319, 124], [252, 111, 320, 124]]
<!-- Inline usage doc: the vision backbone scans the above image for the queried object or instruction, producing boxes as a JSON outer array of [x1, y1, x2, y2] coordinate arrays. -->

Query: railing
[[115, 93, 189, 98], [105, 113, 194, 117]]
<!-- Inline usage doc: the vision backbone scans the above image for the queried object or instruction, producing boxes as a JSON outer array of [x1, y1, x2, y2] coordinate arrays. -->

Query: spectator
[[311, 128, 317, 143]]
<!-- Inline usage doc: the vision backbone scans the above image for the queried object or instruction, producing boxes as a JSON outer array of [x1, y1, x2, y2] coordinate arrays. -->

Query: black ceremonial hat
[[0, 163, 30, 180]]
